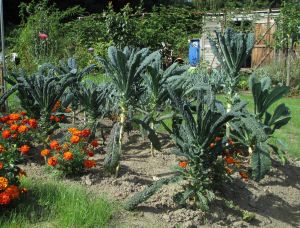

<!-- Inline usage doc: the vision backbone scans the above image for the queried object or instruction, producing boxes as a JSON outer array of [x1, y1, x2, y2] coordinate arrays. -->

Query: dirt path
[[24, 132, 300, 228]]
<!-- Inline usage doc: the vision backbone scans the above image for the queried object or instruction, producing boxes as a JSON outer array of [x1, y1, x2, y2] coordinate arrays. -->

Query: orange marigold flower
[[2, 130, 11, 139], [225, 156, 236, 164], [63, 151, 73, 161], [209, 143, 215, 149], [5, 185, 20, 200], [90, 140, 99, 148], [50, 140, 60, 150], [41, 149, 50, 157], [12, 133, 18, 139], [0, 192, 11, 205], [239, 171, 249, 180], [10, 124, 19, 131], [68, 128, 77, 134], [83, 160, 96, 168], [0, 162, 3, 169], [0, 144, 5, 153], [9, 113, 20, 121], [81, 129, 91, 137], [0, 177, 9, 190], [6, 120, 15, 125], [19, 145, 30, 154], [20, 111, 27, 116], [70, 135, 80, 144], [71, 129, 82, 136], [18, 125, 28, 133], [28, 119, 38, 128], [179, 161, 188, 168], [48, 156, 58, 166]]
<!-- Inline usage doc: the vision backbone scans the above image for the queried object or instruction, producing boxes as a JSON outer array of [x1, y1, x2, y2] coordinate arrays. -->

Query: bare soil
[[23, 130, 300, 228]]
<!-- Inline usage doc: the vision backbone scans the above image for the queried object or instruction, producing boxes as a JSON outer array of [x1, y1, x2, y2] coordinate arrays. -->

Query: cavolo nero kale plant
[[230, 75, 291, 181], [208, 28, 255, 113], [96, 46, 161, 176], [138, 53, 187, 156], [125, 87, 246, 211]]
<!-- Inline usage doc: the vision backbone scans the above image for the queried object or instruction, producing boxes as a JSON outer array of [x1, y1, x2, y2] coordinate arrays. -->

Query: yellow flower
[[0, 177, 9, 190]]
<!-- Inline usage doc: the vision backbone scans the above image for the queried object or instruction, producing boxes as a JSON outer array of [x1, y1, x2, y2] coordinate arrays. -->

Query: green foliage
[[75, 82, 111, 121], [124, 176, 180, 211], [162, 88, 245, 210], [98, 46, 160, 175], [103, 123, 122, 175], [208, 28, 255, 98], [232, 75, 291, 181], [11, 0, 85, 72], [249, 75, 290, 134]]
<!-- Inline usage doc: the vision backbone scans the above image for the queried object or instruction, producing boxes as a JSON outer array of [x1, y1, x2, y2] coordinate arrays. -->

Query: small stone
[[232, 221, 245, 227]]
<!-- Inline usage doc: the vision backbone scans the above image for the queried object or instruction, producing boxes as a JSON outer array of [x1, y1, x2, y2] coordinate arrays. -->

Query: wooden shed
[[200, 9, 280, 69]]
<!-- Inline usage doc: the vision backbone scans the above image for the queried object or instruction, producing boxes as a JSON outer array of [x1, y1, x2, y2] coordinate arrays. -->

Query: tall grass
[[0, 178, 115, 228]]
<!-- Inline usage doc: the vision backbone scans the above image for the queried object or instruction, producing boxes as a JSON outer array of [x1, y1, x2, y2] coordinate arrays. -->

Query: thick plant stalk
[[115, 106, 126, 177], [150, 121, 155, 157]]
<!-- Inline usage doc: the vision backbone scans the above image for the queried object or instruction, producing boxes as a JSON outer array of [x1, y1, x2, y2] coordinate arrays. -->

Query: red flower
[[39, 33, 48, 40], [225, 156, 236, 164], [209, 143, 215, 149], [81, 129, 91, 137], [20, 111, 27, 116], [215, 136, 222, 142], [179, 161, 188, 168], [28, 119, 38, 128], [2, 130, 11, 139], [83, 160, 96, 168], [48, 157, 58, 166], [10, 124, 19, 131], [87, 151, 94, 157], [19, 145, 30, 154], [90, 140, 99, 148], [0, 192, 11, 205], [239, 171, 249, 181], [0, 162, 3, 169], [50, 140, 60, 150]]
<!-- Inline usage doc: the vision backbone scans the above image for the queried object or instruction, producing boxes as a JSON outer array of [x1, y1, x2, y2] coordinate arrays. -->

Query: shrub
[[41, 127, 98, 176]]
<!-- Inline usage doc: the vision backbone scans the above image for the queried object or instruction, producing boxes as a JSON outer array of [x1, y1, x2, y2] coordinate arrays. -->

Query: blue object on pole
[[189, 39, 200, 66]]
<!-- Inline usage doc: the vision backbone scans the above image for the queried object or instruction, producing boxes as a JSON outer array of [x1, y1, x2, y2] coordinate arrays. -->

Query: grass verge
[[0, 177, 115, 228]]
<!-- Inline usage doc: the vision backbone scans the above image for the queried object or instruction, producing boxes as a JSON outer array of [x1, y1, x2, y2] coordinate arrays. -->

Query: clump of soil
[[23, 131, 300, 228]]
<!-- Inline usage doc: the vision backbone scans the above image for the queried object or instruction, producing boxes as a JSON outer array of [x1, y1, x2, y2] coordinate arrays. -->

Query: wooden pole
[[0, 0, 7, 112]]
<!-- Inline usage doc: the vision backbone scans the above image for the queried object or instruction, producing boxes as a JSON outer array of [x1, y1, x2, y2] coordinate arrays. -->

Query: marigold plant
[[41, 128, 98, 176]]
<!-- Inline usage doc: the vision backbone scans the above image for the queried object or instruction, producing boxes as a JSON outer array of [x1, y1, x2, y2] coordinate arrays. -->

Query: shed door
[[251, 21, 276, 68]]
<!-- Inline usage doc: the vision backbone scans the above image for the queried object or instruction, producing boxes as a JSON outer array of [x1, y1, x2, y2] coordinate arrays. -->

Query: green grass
[[0, 178, 116, 228]]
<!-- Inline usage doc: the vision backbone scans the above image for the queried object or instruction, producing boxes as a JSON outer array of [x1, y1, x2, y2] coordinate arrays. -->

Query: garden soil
[[23, 130, 300, 228]]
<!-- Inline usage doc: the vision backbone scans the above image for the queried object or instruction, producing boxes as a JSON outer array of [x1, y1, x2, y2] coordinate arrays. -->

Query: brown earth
[[23, 130, 300, 228]]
